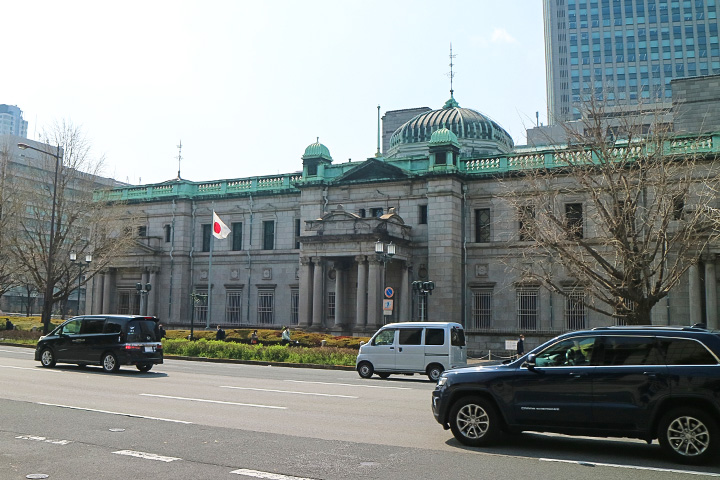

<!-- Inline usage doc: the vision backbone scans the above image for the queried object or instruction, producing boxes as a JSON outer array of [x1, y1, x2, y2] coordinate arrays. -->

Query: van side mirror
[[522, 353, 537, 370]]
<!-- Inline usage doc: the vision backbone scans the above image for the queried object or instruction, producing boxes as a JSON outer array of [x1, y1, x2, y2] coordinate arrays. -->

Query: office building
[[543, 0, 720, 124], [0, 105, 28, 138]]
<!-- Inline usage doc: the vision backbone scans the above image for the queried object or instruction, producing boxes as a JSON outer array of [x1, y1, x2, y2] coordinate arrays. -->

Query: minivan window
[[373, 329, 395, 346], [451, 327, 465, 347], [103, 321, 123, 334], [60, 319, 82, 335], [399, 328, 422, 345], [598, 336, 663, 366], [661, 338, 719, 365], [127, 320, 159, 342], [81, 318, 106, 334], [426, 328, 444, 346]]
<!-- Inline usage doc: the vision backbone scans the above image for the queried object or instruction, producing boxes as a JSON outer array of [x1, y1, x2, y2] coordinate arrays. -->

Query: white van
[[356, 322, 467, 381]]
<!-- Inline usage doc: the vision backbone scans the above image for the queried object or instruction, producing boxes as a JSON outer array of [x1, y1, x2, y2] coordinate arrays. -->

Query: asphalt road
[[1, 345, 719, 479]]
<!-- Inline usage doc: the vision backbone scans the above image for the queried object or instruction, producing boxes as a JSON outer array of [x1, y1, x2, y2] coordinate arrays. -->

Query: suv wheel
[[426, 364, 444, 382], [136, 363, 153, 372], [658, 407, 718, 464], [102, 352, 120, 373], [357, 361, 374, 379], [449, 396, 501, 447], [40, 348, 56, 368]]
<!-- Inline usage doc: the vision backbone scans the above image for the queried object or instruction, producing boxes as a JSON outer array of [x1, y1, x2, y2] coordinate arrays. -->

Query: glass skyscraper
[[544, 0, 720, 124], [0, 104, 28, 137]]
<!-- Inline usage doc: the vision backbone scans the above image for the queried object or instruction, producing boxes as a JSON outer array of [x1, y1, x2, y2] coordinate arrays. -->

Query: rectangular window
[[517, 287, 538, 330], [164, 224, 172, 243], [565, 288, 586, 330], [263, 220, 275, 250], [398, 328, 423, 345], [117, 290, 140, 315], [137, 226, 147, 237], [290, 288, 299, 325], [419, 205, 428, 225], [257, 289, 274, 324], [565, 203, 584, 239], [232, 222, 243, 251], [295, 219, 301, 249], [226, 290, 243, 324], [518, 206, 536, 241], [327, 291, 336, 319], [358, 208, 366, 218], [470, 288, 493, 329], [425, 328, 444, 345], [193, 289, 208, 325], [370, 207, 384, 217], [475, 208, 491, 243], [202, 224, 211, 252]]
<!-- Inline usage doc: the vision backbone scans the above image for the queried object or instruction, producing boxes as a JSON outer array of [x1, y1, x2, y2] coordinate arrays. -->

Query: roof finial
[[176, 140, 183, 180], [447, 42, 456, 99], [316, 136, 319, 143], [376, 105, 382, 157]]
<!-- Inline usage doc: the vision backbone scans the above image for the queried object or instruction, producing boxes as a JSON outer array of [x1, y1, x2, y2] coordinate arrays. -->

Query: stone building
[[89, 88, 720, 355]]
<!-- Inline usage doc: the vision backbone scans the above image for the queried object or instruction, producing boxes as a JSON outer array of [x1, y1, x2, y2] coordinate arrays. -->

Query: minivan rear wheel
[[449, 396, 501, 447], [136, 363, 153, 372], [658, 407, 718, 464], [102, 352, 120, 373], [357, 361, 374, 379], [40, 348, 56, 368], [426, 364, 444, 382]]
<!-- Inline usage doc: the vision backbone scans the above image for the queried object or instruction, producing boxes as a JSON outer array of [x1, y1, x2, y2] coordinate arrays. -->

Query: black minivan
[[35, 315, 163, 372]]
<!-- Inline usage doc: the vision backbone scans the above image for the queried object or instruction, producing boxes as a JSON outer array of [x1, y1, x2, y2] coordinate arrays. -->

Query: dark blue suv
[[432, 326, 720, 464]]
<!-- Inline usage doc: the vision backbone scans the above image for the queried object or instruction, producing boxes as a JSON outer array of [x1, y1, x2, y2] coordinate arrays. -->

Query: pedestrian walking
[[516, 334, 525, 359], [216, 325, 226, 341]]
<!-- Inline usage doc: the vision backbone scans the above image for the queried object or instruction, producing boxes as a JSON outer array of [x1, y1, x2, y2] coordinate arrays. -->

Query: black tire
[[102, 352, 120, 373], [426, 364, 444, 382], [449, 396, 502, 447], [136, 363, 153, 372], [40, 348, 56, 368], [357, 361, 374, 379], [658, 407, 718, 464], [378, 372, 391, 379]]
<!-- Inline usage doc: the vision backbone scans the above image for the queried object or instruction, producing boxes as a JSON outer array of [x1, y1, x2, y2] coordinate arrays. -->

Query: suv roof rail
[[591, 325, 708, 332]]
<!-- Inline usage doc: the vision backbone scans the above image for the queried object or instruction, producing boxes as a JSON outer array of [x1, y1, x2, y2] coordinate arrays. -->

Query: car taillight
[[156, 344, 163, 350], [124, 345, 142, 350]]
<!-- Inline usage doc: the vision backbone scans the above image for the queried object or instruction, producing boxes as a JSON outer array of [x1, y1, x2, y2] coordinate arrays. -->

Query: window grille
[[470, 288, 493, 329], [565, 288, 586, 330], [290, 289, 299, 325], [517, 287, 538, 330], [226, 290, 243, 324], [257, 290, 275, 324]]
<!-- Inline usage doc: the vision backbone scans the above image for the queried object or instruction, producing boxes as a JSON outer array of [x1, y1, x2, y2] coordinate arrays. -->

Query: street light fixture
[[70, 252, 92, 315], [18, 142, 62, 334], [412, 280, 435, 322], [375, 240, 396, 322], [136, 282, 152, 316]]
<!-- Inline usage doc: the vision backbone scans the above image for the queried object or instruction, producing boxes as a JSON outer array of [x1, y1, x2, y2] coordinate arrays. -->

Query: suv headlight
[[437, 376, 448, 387]]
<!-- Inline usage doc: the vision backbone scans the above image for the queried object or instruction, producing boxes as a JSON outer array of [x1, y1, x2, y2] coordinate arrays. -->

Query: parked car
[[35, 315, 163, 373], [432, 326, 720, 464], [356, 322, 467, 381]]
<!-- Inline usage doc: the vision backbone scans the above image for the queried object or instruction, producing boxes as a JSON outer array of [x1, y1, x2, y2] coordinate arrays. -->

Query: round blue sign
[[384, 287, 394, 298]]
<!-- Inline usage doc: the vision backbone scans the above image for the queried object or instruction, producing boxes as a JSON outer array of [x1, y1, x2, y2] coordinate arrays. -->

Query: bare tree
[[0, 141, 24, 297], [501, 103, 720, 325], [9, 121, 137, 332]]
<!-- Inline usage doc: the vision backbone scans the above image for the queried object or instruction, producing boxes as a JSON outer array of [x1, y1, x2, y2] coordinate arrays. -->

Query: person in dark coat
[[5, 318, 13, 330], [517, 334, 525, 358], [216, 325, 226, 341]]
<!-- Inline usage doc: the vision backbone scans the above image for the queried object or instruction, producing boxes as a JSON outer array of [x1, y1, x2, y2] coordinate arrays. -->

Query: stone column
[[312, 257, 324, 329], [148, 269, 158, 317], [367, 258, 382, 329], [689, 263, 703, 326], [399, 263, 410, 322], [355, 255, 367, 329], [92, 271, 104, 314], [706, 259, 718, 330], [334, 263, 345, 328], [102, 269, 113, 314], [298, 257, 312, 328]]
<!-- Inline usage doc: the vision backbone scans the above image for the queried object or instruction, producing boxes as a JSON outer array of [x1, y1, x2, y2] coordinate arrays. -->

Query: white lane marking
[[140, 393, 286, 409], [0, 349, 34, 354], [16, 435, 72, 445], [219, 386, 358, 399], [35, 402, 192, 424], [230, 468, 316, 479], [285, 380, 410, 390], [0, 365, 61, 372], [113, 450, 181, 463], [540, 458, 720, 477]]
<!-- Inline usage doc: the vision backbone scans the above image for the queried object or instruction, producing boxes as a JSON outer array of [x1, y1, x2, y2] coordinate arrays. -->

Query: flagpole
[[207, 210, 214, 329]]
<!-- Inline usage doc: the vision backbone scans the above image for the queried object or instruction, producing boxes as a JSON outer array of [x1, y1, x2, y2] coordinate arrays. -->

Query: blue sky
[[6, 0, 546, 184]]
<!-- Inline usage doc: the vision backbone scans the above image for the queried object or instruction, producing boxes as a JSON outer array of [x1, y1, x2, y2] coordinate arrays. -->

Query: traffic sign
[[384, 286, 394, 298]]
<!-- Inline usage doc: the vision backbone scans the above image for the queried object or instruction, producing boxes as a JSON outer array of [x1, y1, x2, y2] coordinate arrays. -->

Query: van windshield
[[127, 320, 159, 342], [451, 327, 465, 347]]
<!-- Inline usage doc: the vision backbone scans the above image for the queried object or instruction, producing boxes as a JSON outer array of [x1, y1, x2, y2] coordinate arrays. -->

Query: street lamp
[[412, 280, 435, 321], [70, 252, 92, 315], [136, 282, 152, 316], [18, 142, 62, 334], [375, 240, 396, 321]]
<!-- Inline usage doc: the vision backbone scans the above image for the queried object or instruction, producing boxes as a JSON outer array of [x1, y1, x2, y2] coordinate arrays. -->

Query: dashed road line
[[113, 450, 181, 463], [16, 435, 72, 445], [140, 393, 286, 409], [284, 380, 411, 390], [219, 386, 358, 398], [230, 469, 317, 479], [539, 457, 720, 477], [35, 402, 192, 424]]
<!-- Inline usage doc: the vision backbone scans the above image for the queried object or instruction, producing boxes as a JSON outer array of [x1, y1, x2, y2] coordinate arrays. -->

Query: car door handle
[[643, 372, 658, 378], [570, 373, 587, 378], [389, 347, 394, 350], [399, 347, 403, 352]]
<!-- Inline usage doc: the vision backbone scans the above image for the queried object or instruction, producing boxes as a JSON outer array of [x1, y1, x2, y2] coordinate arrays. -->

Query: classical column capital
[[354, 255, 367, 264], [300, 256, 312, 266], [311, 257, 324, 266]]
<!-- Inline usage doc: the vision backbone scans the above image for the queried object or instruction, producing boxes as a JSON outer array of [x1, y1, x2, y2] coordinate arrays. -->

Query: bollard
[[321, 339, 327, 347]]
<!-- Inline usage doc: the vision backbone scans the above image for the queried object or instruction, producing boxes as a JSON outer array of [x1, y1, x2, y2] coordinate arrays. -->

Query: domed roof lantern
[[302, 138, 332, 162], [429, 126, 460, 147]]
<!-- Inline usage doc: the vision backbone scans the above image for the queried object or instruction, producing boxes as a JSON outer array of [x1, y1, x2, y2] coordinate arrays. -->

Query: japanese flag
[[212, 211, 231, 239]]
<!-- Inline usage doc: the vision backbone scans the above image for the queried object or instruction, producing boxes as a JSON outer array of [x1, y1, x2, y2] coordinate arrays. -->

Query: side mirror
[[522, 353, 537, 370]]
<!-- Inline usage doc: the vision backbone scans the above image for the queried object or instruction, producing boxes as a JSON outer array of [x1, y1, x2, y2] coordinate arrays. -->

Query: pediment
[[332, 158, 410, 184]]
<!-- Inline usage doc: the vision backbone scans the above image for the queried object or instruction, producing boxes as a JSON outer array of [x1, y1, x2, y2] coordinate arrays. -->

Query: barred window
[[518, 205, 536, 241], [475, 208, 491, 243], [202, 224, 211, 252], [470, 288, 493, 329], [194, 289, 208, 324], [565, 203, 584, 239], [226, 290, 243, 324], [232, 222, 243, 251], [263, 221, 275, 250], [327, 292, 336, 319], [118, 290, 140, 315], [517, 287, 538, 330], [257, 289, 274, 324], [290, 289, 299, 325], [565, 288, 586, 330]]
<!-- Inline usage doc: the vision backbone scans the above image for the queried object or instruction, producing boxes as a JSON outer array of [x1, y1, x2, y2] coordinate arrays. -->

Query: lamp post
[[412, 280, 435, 321], [189, 291, 207, 341], [375, 240, 396, 321], [18, 142, 62, 334], [136, 282, 152, 316], [69, 252, 92, 315]]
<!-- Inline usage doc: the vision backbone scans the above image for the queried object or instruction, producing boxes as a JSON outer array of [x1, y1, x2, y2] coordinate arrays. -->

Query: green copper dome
[[429, 127, 460, 146], [302, 140, 332, 161]]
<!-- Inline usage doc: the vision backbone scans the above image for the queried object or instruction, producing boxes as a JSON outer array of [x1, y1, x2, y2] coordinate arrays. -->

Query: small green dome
[[429, 127, 459, 146], [302, 140, 332, 161]]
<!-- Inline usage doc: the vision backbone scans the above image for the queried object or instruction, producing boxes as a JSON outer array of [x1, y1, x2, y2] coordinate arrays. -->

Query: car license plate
[[144, 346, 154, 353]]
